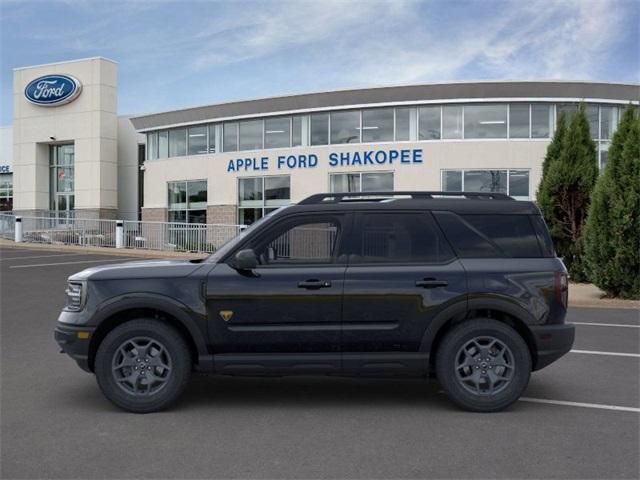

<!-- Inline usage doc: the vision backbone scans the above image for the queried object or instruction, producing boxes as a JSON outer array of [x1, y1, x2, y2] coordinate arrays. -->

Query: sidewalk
[[569, 282, 639, 310]]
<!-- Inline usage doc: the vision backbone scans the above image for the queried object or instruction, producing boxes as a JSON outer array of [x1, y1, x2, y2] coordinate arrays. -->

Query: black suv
[[55, 191, 574, 413]]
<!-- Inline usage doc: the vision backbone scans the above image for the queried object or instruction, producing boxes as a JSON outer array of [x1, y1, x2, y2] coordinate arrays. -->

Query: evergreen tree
[[540, 111, 567, 182], [584, 106, 640, 298], [537, 104, 598, 281]]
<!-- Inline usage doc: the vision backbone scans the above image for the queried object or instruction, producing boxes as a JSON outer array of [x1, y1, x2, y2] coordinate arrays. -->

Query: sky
[[0, 0, 638, 126]]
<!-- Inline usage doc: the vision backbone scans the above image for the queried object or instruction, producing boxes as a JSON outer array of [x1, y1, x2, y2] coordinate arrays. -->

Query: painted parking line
[[570, 349, 640, 358], [1, 253, 89, 261], [573, 322, 640, 328], [519, 397, 640, 413], [9, 258, 136, 269]]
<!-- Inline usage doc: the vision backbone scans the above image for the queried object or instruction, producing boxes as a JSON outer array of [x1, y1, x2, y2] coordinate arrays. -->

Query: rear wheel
[[95, 319, 192, 413], [436, 318, 531, 412]]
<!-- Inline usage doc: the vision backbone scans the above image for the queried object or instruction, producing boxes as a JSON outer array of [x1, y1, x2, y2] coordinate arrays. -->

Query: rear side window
[[461, 215, 541, 258], [352, 212, 454, 264], [434, 212, 542, 258], [530, 215, 556, 257]]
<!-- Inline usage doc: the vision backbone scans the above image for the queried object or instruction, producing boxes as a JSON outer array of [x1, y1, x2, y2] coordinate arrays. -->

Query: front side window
[[362, 108, 393, 143], [239, 120, 263, 150], [187, 126, 208, 155], [330, 110, 360, 144], [265, 117, 291, 149], [464, 104, 507, 139], [238, 176, 290, 225], [256, 217, 341, 265], [419, 106, 441, 140], [329, 172, 393, 193], [354, 212, 454, 264], [169, 128, 187, 157], [168, 180, 207, 223]]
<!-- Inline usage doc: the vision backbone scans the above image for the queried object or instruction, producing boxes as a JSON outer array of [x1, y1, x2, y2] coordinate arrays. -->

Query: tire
[[435, 318, 531, 412], [95, 319, 192, 413]]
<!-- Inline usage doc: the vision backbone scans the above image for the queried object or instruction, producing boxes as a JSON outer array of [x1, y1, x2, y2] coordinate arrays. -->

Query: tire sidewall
[[436, 319, 531, 412], [95, 320, 191, 413]]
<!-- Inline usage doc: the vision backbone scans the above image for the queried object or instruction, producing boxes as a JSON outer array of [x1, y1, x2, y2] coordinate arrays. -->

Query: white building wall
[[116, 116, 144, 220]]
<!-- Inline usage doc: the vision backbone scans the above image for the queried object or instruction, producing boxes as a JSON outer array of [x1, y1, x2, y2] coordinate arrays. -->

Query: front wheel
[[435, 319, 531, 412], [95, 319, 192, 413]]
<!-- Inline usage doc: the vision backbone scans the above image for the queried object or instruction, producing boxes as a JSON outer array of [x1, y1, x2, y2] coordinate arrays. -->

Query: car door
[[341, 210, 467, 372], [206, 212, 350, 359]]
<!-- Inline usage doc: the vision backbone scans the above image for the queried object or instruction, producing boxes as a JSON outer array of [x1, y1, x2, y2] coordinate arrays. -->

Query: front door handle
[[298, 279, 332, 289], [415, 278, 448, 288]]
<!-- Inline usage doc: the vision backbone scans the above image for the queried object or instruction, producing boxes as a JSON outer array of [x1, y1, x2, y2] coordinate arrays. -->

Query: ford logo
[[24, 74, 82, 106]]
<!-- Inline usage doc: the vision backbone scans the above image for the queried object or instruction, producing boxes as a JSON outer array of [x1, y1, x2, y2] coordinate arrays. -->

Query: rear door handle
[[415, 279, 448, 288], [298, 279, 332, 289]]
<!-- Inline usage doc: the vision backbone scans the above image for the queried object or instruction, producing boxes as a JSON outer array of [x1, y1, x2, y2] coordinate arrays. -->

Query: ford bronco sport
[[55, 191, 574, 413]]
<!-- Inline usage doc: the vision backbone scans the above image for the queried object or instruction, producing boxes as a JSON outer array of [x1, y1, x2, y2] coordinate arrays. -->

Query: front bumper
[[530, 323, 575, 371], [54, 323, 95, 372]]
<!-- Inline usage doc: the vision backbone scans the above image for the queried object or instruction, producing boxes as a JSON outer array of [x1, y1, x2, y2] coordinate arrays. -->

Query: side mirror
[[233, 248, 258, 271]]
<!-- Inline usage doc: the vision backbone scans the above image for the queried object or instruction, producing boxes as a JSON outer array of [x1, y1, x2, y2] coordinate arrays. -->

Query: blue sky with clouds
[[1, 0, 638, 125]]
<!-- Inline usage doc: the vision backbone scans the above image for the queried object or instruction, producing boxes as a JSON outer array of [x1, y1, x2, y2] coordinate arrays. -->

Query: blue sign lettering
[[24, 75, 82, 106]]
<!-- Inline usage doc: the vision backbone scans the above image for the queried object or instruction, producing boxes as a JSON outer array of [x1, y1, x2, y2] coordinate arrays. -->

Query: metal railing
[[1, 213, 246, 253]]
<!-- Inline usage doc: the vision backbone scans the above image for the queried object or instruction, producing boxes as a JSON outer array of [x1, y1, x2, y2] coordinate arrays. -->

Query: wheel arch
[[87, 294, 209, 372]]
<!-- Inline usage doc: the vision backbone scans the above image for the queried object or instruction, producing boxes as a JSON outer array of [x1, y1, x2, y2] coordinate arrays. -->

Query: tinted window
[[354, 213, 454, 264], [462, 214, 541, 257], [530, 215, 555, 257], [257, 217, 341, 265], [433, 211, 501, 258]]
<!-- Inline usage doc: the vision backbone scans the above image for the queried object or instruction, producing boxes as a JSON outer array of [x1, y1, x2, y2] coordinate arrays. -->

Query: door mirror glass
[[234, 249, 258, 271]]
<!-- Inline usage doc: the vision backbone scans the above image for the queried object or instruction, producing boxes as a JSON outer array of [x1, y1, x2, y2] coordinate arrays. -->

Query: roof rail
[[298, 191, 513, 205]]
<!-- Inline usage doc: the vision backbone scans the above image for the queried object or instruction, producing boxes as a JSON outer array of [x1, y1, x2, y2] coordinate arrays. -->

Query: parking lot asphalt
[[1, 245, 638, 479]]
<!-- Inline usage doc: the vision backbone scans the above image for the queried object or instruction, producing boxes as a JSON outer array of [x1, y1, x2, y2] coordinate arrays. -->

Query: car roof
[[282, 192, 540, 216]]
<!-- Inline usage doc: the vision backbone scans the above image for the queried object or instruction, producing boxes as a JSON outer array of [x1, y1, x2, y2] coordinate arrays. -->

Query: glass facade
[[168, 180, 207, 223], [238, 176, 290, 225], [442, 169, 530, 200], [49, 144, 75, 217], [362, 108, 394, 143], [330, 110, 360, 144], [464, 104, 507, 139], [419, 106, 440, 140], [330, 172, 394, 193], [0, 173, 12, 211]]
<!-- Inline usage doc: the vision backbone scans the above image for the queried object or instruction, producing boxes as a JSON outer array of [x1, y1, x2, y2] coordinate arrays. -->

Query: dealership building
[[4, 57, 638, 224]]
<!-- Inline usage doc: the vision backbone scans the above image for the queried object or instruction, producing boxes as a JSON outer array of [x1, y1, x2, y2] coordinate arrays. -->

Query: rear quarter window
[[433, 211, 542, 258]]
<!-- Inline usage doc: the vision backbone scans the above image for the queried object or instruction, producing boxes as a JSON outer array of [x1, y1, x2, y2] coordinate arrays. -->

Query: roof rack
[[298, 191, 513, 205]]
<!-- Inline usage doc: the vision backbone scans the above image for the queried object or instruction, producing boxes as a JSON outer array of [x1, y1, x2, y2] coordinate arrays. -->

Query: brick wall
[[141, 208, 167, 223], [207, 205, 237, 225]]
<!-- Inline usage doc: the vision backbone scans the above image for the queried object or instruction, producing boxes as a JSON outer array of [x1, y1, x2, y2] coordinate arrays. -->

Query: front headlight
[[65, 281, 86, 311]]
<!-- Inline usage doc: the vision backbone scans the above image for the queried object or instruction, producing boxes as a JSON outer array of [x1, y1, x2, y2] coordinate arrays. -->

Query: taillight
[[555, 272, 568, 309]]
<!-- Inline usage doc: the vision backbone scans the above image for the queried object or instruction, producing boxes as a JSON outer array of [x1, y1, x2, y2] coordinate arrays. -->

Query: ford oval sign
[[24, 74, 82, 106]]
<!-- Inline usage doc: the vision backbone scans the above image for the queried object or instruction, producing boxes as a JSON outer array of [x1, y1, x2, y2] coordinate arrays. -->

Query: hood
[[69, 259, 207, 281]]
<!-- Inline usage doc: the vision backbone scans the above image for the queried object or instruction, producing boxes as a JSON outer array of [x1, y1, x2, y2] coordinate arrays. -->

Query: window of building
[[330, 110, 360, 144], [419, 106, 441, 140], [531, 104, 552, 138], [362, 108, 394, 143], [239, 120, 263, 150], [208, 124, 217, 153], [509, 104, 529, 138], [441, 169, 530, 199], [147, 132, 158, 160], [168, 180, 207, 223], [586, 104, 599, 139], [49, 144, 75, 218], [600, 106, 619, 140], [0, 173, 13, 211], [168, 128, 187, 157], [395, 107, 411, 141], [599, 142, 610, 170], [258, 217, 341, 265], [265, 117, 291, 149], [353, 212, 454, 264], [223, 122, 239, 152], [238, 176, 290, 225], [292, 116, 303, 147], [329, 172, 393, 193], [310, 113, 329, 145], [187, 126, 208, 155], [158, 131, 169, 159], [442, 105, 463, 139], [464, 104, 507, 139]]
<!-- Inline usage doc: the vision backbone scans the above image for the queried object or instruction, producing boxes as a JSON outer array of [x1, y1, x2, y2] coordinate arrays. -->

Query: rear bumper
[[530, 323, 575, 371], [54, 323, 95, 373]]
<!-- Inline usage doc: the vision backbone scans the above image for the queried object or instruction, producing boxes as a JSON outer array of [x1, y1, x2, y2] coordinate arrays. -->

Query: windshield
[[205, 205, 292, 263]]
